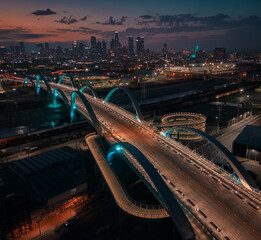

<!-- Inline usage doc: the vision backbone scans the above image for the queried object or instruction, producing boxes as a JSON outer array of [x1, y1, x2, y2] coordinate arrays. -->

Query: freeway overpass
[[12, 76, 261, 240]]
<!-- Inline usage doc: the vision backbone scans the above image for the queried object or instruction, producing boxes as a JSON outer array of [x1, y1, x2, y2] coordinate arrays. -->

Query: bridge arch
[[71, 91, 102, 135], [80, 85, 99, 99], [53, 89, 70, 107], [162, 127, 258, 190], [24, 77, 35, 87], [44, 76, 54, 83], [36, 75, 52, 93], [58, 73, 76, 89], [110, 142, 195, 240], [104, 86, 144, 121]]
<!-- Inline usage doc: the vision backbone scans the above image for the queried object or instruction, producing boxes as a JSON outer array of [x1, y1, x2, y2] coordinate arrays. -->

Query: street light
[[217, 106, 222, 133]]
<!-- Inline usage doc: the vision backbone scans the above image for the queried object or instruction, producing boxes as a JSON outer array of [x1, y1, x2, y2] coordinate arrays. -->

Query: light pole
[[217, 106, 222, 133]]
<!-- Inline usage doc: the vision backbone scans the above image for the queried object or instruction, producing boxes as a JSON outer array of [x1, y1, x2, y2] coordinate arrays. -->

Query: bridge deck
[[85, 134, 169, 219]]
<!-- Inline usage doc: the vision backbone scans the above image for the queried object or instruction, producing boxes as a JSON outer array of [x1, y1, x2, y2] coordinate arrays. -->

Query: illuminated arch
[[162, 127, 258, 190], [110, 142, 195, 240], [36, 75, 52, 94], [58, 73, 76, 89], [71, 91, 102, 134], [24, 77, 35, 87], [53, 88, 70, 106], [80, 85, 99, 99], [44, 76, 54, 83], [104, 86, 144, 121]]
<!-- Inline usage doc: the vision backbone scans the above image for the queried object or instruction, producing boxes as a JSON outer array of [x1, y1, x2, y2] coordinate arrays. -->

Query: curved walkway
[[85, 134, 169, 219]]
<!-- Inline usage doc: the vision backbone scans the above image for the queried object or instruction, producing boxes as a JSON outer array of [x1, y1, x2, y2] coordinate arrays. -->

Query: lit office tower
[[44, 42, 49, 51], [115, 32, 120, 47], [91, 36, 97, 49], [19, 42, 25, 53], [136, 37, 144, 57], [128, 36, 134, 57], [72, 41, 78, 50], [114, 32, 120, 56]]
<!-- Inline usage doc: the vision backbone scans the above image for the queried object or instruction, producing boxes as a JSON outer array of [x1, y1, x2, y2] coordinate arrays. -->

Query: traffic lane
[[90, 102, 261, 240], [60, 88, 261, 239]]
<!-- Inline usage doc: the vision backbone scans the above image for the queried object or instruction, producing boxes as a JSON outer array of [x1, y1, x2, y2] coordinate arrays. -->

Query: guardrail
[[56, 84, 261, 198], [159, 134, 261, 199]]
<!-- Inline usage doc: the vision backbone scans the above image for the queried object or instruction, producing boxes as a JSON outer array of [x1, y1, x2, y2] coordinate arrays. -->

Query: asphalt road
[[77, 91, 261, 240]]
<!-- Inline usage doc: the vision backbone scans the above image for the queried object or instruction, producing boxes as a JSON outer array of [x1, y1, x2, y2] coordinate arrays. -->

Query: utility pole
[[217, 106, 222, 133]]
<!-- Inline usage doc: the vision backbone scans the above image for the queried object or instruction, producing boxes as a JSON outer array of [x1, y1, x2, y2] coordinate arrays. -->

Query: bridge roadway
[[52, 83, 261, 240], [85, 133, 169, 219], [14, 78, 261, 240]]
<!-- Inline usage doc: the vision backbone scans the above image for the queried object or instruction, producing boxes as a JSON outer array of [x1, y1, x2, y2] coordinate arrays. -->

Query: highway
[[11, 78, 261, 240], [55, 83, 261, 240]]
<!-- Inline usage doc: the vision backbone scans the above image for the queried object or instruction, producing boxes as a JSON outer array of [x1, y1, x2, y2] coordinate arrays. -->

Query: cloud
[[56, 15, 88, 24], [55, 27, 103, 35], [139, 15, 154, 20], [0, 27, 55, 40], [80, 16, 88, 21], [98, 16, 127, 25], [31, 8, 56, 16]]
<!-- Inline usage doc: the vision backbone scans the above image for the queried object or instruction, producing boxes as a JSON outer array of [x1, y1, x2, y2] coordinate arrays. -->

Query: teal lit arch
[[36, 75, 52, 94], [80, 85, 99, 99], [109, 142, 195, 240], [58, 73, 75, 89], [44, 76, 54, 83], [161, 127, 258, 190], [53, 88, 70, 108], [52, 89, 101, 134], [104, 86, 144, 121], [71, 91, 102, 134], [24, 77, 35, 87]]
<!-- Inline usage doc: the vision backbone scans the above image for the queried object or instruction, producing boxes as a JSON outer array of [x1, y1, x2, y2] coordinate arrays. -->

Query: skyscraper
[[72, 41, 78, 50], [91, 36, 96, 50], [19, 42, 25, 53], [128, 36, 134, 58], [136, 37, 144, 57], [162, 43, 168, 56], [44, 42, 49, 51], [102, 41, 107, 57]]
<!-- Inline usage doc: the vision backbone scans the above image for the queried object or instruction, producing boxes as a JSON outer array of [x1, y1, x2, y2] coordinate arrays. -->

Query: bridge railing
[[54, 84, 261, 198], [159, 134, 261, 198]]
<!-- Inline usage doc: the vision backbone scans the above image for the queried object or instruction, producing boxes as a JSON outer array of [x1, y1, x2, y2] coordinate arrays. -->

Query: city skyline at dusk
[[1, 0, 261, 51]]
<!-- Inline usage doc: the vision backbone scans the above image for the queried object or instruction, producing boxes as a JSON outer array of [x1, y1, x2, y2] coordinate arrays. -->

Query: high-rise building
[[72, 41, 78, 50], [214, 47, 226, 61], [78, 42, 85, 52], [162, 43, 168, 56], [36, 43, 44, 52], [44, 42, 49, 51], [91, 36, 96, 50], [136, 37, 144, 57], [19, 42, 25, 53], [128, 36, 134, 58], [102, 41, 107, 57]]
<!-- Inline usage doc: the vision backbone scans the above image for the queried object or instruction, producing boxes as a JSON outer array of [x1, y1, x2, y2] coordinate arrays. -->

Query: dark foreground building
[[233, 125, 261, 162]]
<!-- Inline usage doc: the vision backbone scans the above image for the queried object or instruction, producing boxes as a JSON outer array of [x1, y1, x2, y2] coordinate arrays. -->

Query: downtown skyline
[[1, 0, 261, 51]]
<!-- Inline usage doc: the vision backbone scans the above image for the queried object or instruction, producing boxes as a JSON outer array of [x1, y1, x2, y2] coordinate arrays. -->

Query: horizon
[[1, 0, 261, 52]]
